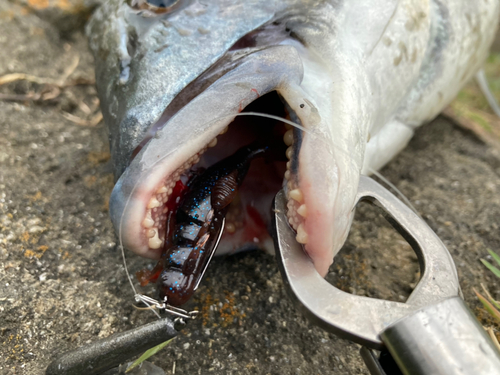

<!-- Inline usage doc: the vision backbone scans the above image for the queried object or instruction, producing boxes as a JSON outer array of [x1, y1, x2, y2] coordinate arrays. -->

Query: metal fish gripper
[[272, 176, 500, 375]]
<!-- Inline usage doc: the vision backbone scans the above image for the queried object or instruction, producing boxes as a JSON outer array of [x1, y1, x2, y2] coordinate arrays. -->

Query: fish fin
[[362, 120, 414, 174]]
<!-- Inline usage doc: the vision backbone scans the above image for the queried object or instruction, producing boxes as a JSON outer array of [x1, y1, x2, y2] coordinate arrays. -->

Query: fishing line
[[367, 167, 423, 219], [236, 111, 310, 133]]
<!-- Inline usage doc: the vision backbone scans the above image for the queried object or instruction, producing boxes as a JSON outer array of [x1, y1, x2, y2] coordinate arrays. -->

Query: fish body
[[87, 0, 499, 276]]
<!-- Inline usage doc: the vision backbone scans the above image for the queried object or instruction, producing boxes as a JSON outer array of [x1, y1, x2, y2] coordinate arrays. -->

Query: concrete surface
[[1, 2, 500, 374]]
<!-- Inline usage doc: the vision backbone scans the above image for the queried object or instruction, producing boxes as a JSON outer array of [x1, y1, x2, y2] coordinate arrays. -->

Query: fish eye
[[127, 0, 181, 15], [146, 0, 178, 8]]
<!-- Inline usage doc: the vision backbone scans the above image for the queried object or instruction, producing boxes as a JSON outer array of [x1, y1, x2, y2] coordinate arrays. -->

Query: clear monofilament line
[[367, 167, 422, 219]]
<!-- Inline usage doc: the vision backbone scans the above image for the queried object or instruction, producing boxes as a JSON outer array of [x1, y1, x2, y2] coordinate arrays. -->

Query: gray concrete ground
[[1, 2, 500, 374]]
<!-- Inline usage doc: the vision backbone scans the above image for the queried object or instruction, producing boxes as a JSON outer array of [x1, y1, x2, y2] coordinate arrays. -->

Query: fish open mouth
[[138, 91, 306, 256], [110, 44, 354, 277]]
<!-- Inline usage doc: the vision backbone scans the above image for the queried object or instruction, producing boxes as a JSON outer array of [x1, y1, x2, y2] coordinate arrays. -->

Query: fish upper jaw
[[109, 43, 367, 276]]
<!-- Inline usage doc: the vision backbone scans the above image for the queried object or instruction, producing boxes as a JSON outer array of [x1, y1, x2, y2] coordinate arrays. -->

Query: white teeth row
[[147, 179, 177, 212], [286, 190, 308, 244], [283, 128, 309, 245], [143, 131, 227, 250]]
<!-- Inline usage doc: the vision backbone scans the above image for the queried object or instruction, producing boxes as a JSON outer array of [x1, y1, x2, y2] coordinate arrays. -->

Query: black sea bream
[[87, 0, 499, 277]]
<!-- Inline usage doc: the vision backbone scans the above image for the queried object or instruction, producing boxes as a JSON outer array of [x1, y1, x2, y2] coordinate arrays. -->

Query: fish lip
[[109, 44, 307, 259]]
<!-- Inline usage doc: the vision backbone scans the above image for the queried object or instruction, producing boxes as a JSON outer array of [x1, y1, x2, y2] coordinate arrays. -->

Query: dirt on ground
[[1, 1, 500, 374]]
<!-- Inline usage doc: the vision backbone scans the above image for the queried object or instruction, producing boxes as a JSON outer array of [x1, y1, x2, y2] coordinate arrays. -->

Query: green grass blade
[[480, 259, 500, 279], [126, 339, 173, 373], [474, 289, 500, 323], [489, 297, 500, 311], [481, 284, 500, 311], [487, 249, 500, 268]]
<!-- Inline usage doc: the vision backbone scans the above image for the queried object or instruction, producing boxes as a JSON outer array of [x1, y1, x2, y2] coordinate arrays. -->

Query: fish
[[86, 0, 500, 278]]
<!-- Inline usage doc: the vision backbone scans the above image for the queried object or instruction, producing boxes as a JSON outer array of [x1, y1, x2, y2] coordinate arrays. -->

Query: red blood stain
[[136, 262, 163, 286], [166, 180, 188, 211], [242, 204, 267, 241], [246, 204, 265, 228]]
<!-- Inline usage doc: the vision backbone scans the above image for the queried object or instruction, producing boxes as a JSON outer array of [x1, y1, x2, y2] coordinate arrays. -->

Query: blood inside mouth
[[136, 91, 309, 306]]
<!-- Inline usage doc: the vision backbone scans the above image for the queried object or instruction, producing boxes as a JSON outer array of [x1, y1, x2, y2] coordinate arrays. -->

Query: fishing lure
[[139, 143, 267, 307]]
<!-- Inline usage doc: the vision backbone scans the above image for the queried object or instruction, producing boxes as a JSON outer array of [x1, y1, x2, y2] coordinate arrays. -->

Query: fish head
[[87, 0, 449, 276]]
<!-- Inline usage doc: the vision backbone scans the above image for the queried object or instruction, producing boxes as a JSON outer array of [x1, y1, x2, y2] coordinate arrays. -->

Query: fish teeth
[[147, 197, 161, 209], [208, 138, 218, 147], [297, 204, 307, 217], [142, 211, 154, 228], [289, 189, 303, 203], [157, 186, 168, 194], [148, 229, 163, 249], [283, 129, 294, 146], [296, 224, 308, 244], [286, 147, 293, 159]]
